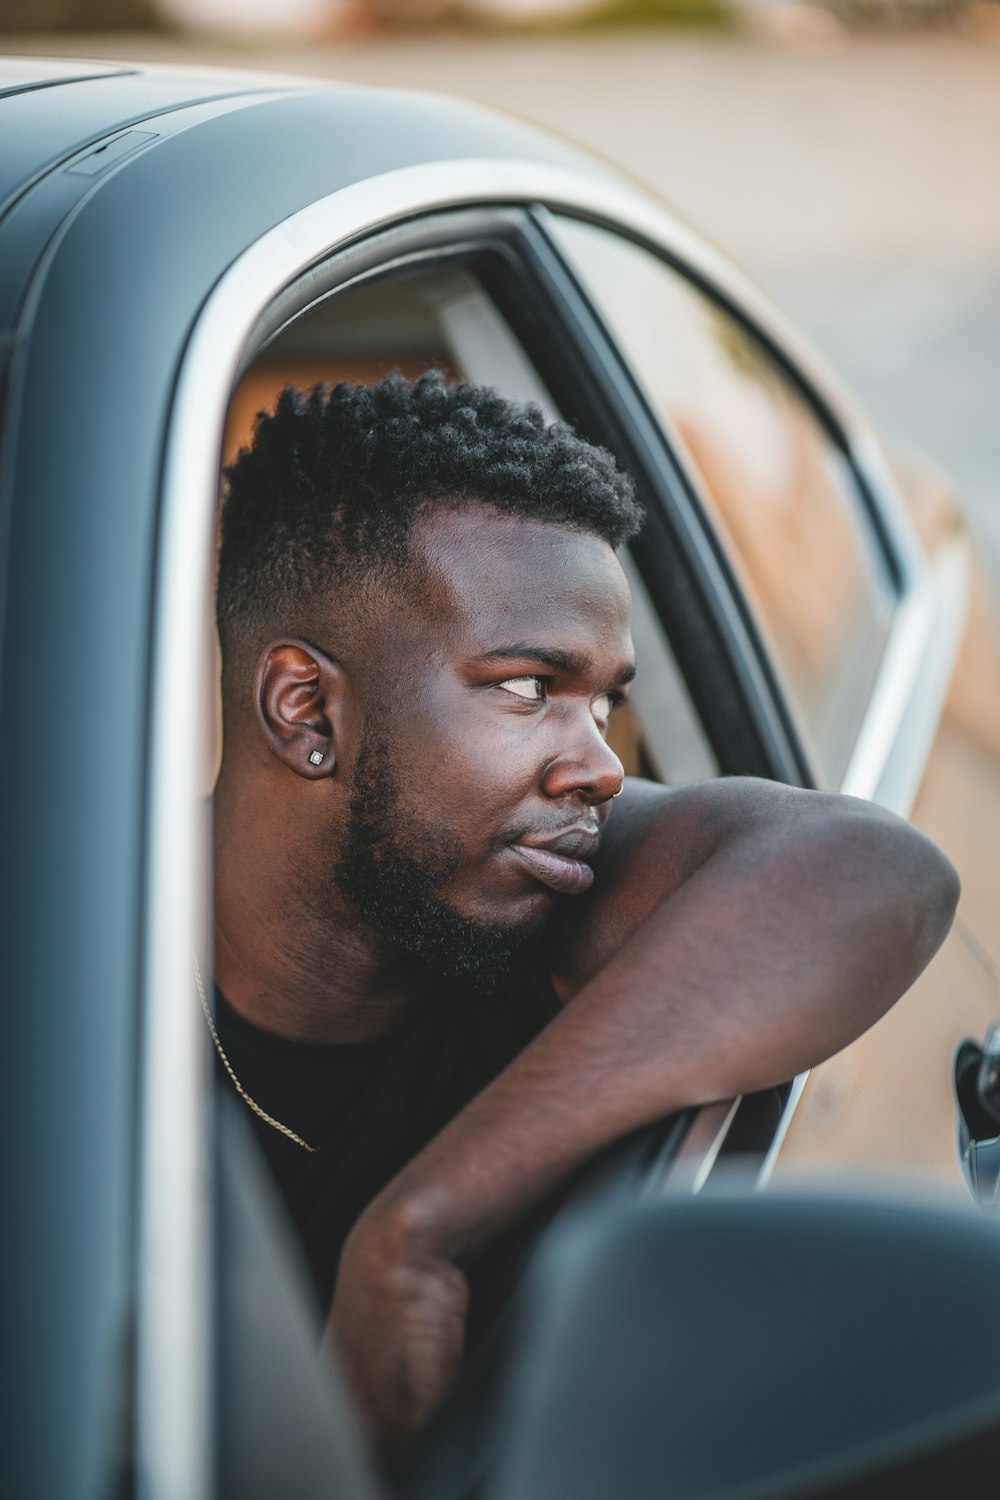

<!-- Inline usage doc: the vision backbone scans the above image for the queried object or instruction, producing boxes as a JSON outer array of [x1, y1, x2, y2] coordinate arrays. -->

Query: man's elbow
[[841, 804, 961, 988], [904, 825, 961, 964], [775, 805, 962, 1068]]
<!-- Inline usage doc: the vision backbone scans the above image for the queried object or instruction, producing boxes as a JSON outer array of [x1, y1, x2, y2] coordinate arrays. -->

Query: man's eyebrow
[[474, 644, 637, 684]]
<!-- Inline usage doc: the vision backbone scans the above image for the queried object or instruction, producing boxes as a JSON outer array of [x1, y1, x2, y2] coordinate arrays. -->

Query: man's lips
[[509, 828, 599, 896]]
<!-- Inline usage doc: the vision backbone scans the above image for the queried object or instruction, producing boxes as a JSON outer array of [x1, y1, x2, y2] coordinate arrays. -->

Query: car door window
[[547, 216, 896, 787], [224, 259, 717, 788]]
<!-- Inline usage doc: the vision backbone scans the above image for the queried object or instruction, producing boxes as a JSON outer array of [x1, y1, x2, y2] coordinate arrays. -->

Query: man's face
[[332, 503, 635, 982]]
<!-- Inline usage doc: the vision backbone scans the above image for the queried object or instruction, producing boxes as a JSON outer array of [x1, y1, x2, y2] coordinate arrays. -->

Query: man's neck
[[212, 916, 428, 1044]]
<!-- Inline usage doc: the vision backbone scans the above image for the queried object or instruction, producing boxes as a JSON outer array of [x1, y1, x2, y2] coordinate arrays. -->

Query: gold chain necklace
[[193, 952, 317, 1153]]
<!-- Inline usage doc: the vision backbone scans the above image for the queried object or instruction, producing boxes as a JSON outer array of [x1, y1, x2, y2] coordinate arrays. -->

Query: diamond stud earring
[[308, 750, 324, 766]]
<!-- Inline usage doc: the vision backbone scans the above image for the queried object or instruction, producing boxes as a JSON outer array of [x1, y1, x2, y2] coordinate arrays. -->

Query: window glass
[[549, 216, 895, 786], [224, 261, 717, 786]]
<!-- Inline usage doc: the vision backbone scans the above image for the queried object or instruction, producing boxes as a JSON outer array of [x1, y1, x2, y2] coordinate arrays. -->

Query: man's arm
[[329, 778, 959, 1451], [546, 775, 955, 1019]]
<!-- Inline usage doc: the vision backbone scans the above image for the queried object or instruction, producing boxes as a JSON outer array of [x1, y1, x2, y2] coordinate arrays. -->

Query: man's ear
[[254, 640, 349, 780]]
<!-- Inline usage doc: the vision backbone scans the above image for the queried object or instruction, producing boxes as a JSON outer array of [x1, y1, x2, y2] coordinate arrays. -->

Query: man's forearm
[[359, 794, 959, 1270]]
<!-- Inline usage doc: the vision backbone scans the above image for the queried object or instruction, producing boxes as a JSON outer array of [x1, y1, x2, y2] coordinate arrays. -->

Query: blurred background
[[3, 0, 999, 577]]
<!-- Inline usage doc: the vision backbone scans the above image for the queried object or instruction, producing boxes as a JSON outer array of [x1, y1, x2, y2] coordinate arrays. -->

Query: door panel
[[775, 573, 1000, 1186], [772, 927, 997, 1190]]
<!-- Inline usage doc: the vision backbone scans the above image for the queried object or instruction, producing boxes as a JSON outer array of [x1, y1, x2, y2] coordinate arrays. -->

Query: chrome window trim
[[756, 1074, 812, 1190], [143, 157, 961, 1463], [138, 514, 214, 1498], [137, 521, 215, 1495], [667, 1099, 743, 1196], [842, 532, 968, 813]]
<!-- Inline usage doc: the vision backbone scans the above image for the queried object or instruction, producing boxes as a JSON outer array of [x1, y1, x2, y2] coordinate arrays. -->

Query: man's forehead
[[406, 502, 633, 643]]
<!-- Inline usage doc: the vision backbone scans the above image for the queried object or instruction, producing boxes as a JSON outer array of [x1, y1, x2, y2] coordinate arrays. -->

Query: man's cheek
[[397, 697, 540, 811], [439, 733, 537, 811]]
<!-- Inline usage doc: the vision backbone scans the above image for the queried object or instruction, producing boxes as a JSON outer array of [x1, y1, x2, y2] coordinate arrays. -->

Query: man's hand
[[328, 1196, 469, 1462]]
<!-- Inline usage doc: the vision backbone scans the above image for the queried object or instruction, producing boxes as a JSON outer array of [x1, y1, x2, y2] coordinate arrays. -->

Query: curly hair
[[217, 370, 644, 657]]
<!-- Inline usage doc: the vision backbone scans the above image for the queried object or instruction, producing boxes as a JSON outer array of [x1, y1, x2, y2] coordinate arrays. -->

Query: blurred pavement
[[8, 28, 1000, 569]]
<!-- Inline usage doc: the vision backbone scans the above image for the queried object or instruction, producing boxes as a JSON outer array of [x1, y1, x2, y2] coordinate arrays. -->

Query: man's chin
[[387, 900, 549, 990]]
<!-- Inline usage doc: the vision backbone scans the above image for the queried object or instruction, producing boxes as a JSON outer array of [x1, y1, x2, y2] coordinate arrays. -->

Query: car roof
[[0, 57, 615, 337], [0, 57, 132, 95], [0, 60, 305, 215], [0, 57, 609, 224]]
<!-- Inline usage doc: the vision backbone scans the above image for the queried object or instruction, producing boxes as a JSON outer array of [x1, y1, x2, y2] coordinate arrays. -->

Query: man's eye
[[500, 676, 544, 701], [591, 693, 614, 722]]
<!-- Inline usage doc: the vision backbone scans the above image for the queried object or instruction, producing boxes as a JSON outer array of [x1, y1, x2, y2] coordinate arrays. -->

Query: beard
[[332, 730, 548, 988]]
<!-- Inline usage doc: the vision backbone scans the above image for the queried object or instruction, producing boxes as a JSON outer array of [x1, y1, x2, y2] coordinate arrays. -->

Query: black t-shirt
[[213, 969, 561, 1312]]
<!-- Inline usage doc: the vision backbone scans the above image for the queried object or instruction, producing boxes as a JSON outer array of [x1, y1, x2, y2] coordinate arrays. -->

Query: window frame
[[517, 198, 963, 816]]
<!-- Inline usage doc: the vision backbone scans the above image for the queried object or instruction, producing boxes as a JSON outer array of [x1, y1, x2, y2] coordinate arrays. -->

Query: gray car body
[[0, 59, 980, 1500]]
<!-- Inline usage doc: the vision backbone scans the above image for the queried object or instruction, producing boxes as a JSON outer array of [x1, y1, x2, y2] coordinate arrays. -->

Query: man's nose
[[541, 710, 625, 806]]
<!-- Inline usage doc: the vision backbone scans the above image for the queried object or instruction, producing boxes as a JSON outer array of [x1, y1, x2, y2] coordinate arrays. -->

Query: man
[[211, 371, 958, 1455]]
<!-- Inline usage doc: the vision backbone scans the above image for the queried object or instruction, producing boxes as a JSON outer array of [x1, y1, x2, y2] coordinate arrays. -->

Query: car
[[3, 54, 1000, 1500]]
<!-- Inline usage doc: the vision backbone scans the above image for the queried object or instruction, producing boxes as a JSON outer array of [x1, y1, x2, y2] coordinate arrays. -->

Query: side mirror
[[487, 1185, 1000, 1499], [955, 1029, 1000, 1208]]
